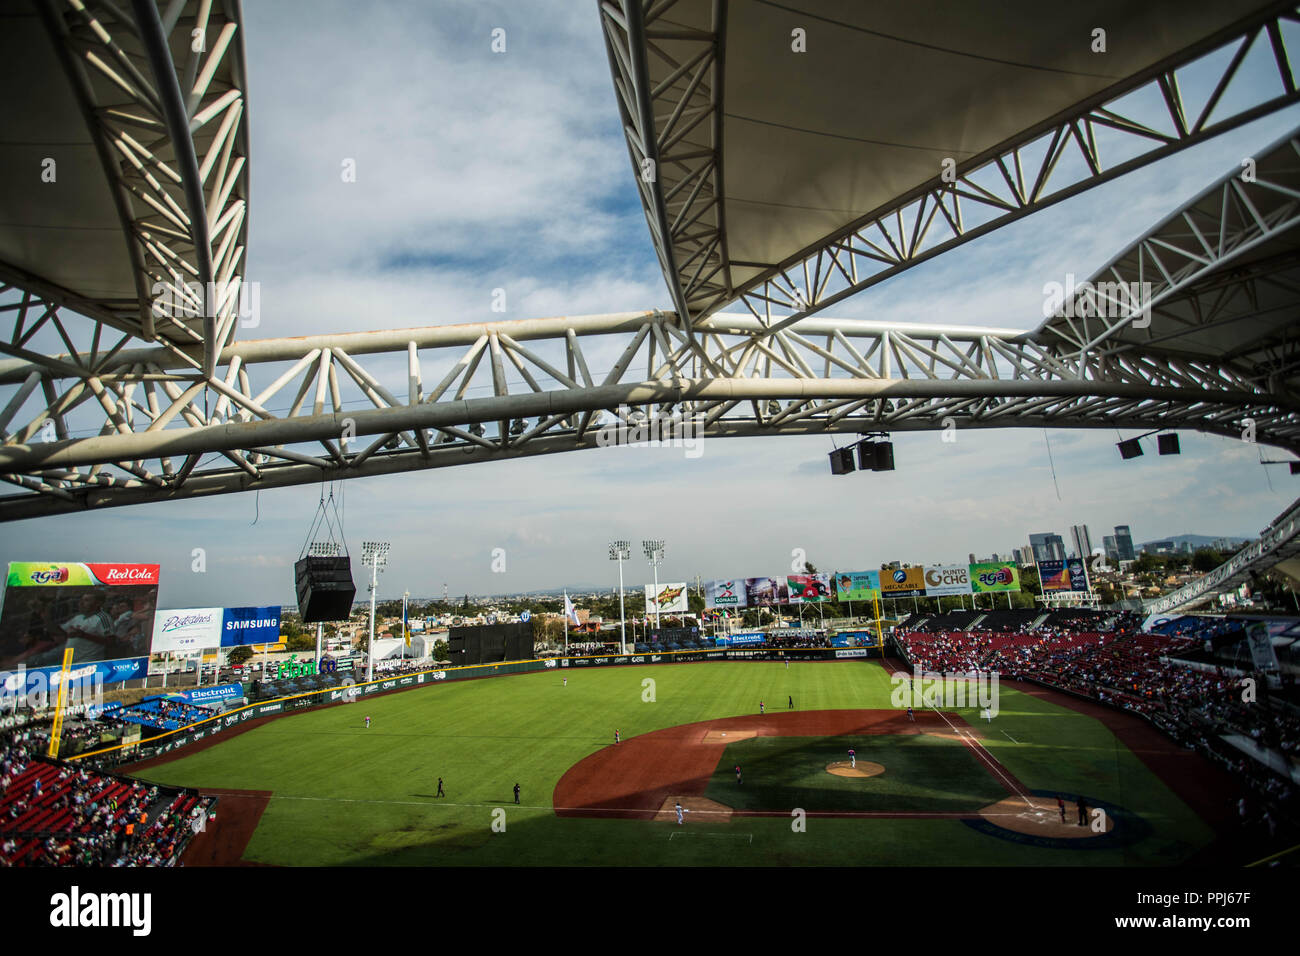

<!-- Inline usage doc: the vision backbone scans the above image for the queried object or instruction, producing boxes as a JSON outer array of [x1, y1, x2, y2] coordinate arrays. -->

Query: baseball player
[[514, 783, 521, 805], [563, 677, 567, 687], [906, 706, 914, 722], [848, 748, 856, 769], [759, 700, 765, 715], [436, 777, 445, 798], [1057, 795, 1066, 823], [734, 764, 743, 784], [675, 801, 690, 825], [788, 695, 793, 710], [614, 729, 620, 745], [365, 715, 371, 729]]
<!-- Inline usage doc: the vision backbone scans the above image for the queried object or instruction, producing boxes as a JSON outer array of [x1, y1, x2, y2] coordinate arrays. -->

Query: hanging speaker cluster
[[829, 438, 895, 475], [294, 555, 356, 623]]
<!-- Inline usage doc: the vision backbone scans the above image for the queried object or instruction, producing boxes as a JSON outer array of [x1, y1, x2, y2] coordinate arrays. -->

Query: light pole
[[361, 541, 390, 683], [609, 541, 631, 653], [643, 539, 665, 631]]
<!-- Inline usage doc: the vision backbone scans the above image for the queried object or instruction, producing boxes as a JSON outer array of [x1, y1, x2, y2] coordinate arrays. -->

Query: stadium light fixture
[[643, 540, 666, 630], [609, 540, 631, 653], [361, 541, 390, 682]]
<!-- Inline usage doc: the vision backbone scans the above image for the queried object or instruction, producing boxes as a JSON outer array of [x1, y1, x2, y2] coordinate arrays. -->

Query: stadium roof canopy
[[0, 1, 250, 377], [602, 0, 1300, 325]]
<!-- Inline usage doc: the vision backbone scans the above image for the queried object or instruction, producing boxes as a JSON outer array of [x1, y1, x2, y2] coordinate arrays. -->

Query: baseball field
[[125, 660, 1232, 866]]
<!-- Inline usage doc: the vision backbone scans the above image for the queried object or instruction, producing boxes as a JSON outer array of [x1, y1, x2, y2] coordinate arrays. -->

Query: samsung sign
[[220, 606, 281, 646]]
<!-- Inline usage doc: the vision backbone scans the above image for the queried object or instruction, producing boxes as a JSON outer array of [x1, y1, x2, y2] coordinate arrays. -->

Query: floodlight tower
[[643, 539, 665, 630], [609, 540, 631, 653], [361, 541, 390, 682]]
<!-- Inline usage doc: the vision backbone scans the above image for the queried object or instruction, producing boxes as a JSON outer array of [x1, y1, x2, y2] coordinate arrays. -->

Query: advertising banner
[[831, 631, 876, 647], [717, 632, 765, 647], [744, 577, 790, 607], [969, 562, 1021, 593], [1039, 558, 1089, 592], [1, 657, 147, 705], [704, 579, 747, 609], [645, 582, 688, 614], [1244, 622, 1281, 673], [220, 606, 282, 646], [0, 562, 159, 669], [172, 683, 244, 708], [923, 565, 972, 596], [881, 566, 926, 598], [835, 648, 869, 658], [786, 573, 833, 603], [834, 571, 880, 602], [151, 608, 222, 653]]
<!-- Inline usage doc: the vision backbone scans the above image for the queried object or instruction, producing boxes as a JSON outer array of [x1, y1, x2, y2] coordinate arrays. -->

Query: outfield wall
[[67, 645, 880, 767]]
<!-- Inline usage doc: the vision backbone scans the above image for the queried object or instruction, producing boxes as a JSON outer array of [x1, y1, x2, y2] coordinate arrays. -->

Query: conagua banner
[[645, 582, 688, 614], [923, 565, 972, 596], [0, 562, 160, 670], [705, 579, 747, 609], [150, 608, 222, 653], [881, 566, 926, 598], [786, 573, 833, 603], [968, 562, 1021, 593], [220, 606, 282, 646], [834, 571, 881, 602]]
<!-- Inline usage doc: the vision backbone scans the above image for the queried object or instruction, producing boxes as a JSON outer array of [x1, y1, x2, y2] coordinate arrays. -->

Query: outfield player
[[734, 764, 742, 784], [563, 677, 567, 687], [514, 783, 521, 805], [906, 706, 914, 722], [848, 748, 856, 769], [788, 695, 793, 710], [759, 700, 765, 715], [675, 802, 690, 825], [436, 777, 445, 798], [614, 728, 620, 744], [365, 715, 371, 729], [1057, 794, 1066, 823]]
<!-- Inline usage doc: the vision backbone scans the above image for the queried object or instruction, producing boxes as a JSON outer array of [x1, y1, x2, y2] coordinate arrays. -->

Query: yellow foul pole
[[46, 648, 74, 759]]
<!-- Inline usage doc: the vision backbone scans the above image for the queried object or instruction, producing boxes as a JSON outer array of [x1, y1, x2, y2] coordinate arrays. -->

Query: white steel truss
[[14, 0, 252, 379], [1143, 495, 1300, 613], [0, 303, 1295, 520]]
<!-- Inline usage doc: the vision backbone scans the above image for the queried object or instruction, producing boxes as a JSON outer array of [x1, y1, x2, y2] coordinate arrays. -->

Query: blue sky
[[3, 1, 1298, 607]]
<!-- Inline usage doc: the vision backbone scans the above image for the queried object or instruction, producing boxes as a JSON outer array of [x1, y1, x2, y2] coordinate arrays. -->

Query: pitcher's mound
[[826, 760, 885, 778], [978, 796, 1115, 838], [655, 795, 734, 823], [702, 729, 757, 745]]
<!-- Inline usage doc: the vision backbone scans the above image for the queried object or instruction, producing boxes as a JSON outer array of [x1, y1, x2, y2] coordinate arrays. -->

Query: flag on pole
[[564, 591, 580, 627], [402, 594, 411, 647]]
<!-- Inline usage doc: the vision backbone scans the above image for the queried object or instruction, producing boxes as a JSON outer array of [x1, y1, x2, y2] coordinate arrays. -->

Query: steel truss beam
[[27, 0, 251, 378], [1143, 495, 1300, 613], [0, 305, 1296, 520], [606, 1, 1300, 331]]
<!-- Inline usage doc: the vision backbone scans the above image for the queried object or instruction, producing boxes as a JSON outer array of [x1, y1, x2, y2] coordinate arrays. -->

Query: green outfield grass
[[705, 734, 1007, 813], [132, 661, 1217, 866]]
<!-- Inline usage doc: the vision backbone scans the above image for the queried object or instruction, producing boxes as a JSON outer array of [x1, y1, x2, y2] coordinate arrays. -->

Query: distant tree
[[1191, 548, 1224, 573], [462, 594, 470, 609], [432, 640, 449, 662], [227, 646, 253, 666]]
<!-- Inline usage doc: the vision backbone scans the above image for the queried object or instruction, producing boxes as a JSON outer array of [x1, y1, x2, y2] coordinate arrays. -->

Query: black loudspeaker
[[829, 447, 855, 475], [1117, 438, 1143, 460], [294, 556, 356, 623], [1157, 433, 1180, 456], [872, 441, 895, 472], [856, 441, 875, 471]]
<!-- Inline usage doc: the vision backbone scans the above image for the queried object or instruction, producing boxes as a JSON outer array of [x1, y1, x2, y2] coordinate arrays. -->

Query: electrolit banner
[[220, 606, 282, 646], [717, 632, 765, 647], [172, 683, 244, 707]]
